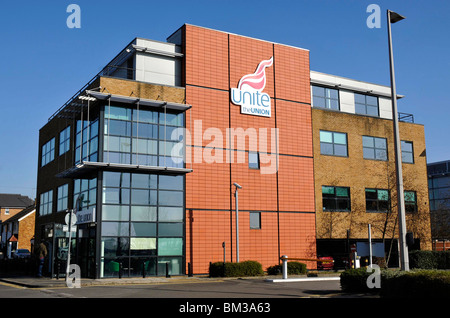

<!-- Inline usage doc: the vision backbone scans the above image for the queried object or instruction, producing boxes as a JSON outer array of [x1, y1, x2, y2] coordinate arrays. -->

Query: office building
[[35, 24, 431, 278]]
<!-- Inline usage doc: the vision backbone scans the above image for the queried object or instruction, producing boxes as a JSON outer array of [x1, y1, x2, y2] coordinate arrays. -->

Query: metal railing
[[398, 112, 414, 123]]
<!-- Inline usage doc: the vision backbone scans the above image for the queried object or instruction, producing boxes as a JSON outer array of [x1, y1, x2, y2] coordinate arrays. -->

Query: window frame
[[322, 186, 351, 212], [312, 85, 340, 110], [248, 151, 260, 170], [319, 130, 348, 157], [250, 212, 261, 230], [354, 93, 379, 117], [362, 136, 388, 161], [57, 184, 69, 212], [401, 140, 414, 164], [404, 190, 418, 213], [59, 126, 71, 156], [41, 138, 55, 167], [365, 188, 390, 213]]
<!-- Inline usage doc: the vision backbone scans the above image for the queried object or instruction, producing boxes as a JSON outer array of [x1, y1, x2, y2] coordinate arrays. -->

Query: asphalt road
[[0, 278, 347, 298]]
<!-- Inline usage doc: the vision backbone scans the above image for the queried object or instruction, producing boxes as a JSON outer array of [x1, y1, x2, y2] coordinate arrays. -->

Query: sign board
[[76, 207, 96, 225], [231, 57, 273, 117], [65, 212, 77, 226]]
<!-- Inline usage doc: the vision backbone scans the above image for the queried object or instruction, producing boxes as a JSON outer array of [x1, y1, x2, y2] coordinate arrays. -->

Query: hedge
[[209, 261, 264, 277], [340, 268, 450, 297], [266, 261, 307, 275], [409, 250, 450, 269]]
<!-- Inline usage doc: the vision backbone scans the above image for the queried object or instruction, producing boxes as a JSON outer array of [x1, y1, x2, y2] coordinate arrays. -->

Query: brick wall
[[312, 108, 432, 250], [184, 25, 316, 273]]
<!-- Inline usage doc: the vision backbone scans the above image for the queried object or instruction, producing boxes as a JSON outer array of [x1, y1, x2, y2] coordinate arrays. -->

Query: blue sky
[[0, 0, 449, 200]]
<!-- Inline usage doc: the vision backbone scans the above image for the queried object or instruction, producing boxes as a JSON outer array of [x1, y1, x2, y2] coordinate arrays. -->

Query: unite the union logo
[[231, 57, 273, 118]]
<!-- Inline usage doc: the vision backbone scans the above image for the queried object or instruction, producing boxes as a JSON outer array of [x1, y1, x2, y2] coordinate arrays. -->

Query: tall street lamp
[[233, 183, 242, 263], [387, 9, 409, 271]]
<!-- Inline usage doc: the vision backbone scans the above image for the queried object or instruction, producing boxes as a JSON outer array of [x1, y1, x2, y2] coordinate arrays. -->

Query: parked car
[[317, 256, 334, 270], [13, 249, 31, 259]]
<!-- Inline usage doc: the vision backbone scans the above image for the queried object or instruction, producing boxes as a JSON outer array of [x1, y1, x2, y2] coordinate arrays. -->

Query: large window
[[312, 85, 339, 110], [366, 188, 390, 212], [320, 131, 348, 157], [104, 105, 184, 168], [362, 136, 387, 161], [322, 186, 351, 212], [57, 184, 69, 212], [41, 138, 55, 167], [75, 119, 98, 164], [101, 171, 184, 278], [73, 178, 97, 210], [355, 93, 379, 116], [401, 140, 414, 164], [39, 190, 53, 216], [59, 126, 71, 156]]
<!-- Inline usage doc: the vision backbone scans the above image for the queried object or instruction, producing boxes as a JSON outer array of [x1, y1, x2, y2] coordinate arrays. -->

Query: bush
[[266, 261, 307, 275], [409, 250, 450, 269], [209, 261, 264, 277], [381, 269, 450, 298], [340, 267, 450, 297], [340, 268, 375, 293]]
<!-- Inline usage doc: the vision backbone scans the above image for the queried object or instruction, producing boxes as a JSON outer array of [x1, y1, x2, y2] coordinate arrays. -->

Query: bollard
[[282, 255, 288, 279]]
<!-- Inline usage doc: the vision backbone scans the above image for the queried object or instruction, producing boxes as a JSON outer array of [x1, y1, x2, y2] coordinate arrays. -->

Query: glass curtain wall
[[103, 105, 184, 167], [100, 171, 184, 277]]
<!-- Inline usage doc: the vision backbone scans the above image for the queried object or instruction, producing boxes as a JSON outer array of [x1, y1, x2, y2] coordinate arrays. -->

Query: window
[[104, 105, 184, 168], [404, 191, 417, 213], [5, 208, 9, 215], [362, 136, 387, 161], [322, 186, 351, 211], [320, 131, 348, 157], [249, 152, 260, 169], [250, 212, 261, 229], [100, 171, 185, 278], [366, 188, 390, 212], [401, 141, 414, 163], [41, 138, 55, 167], [75, 119, 98, 164], [57, 184, 69, 212], [39, 190, 53, 216], [355, 93, 379, 116], [59, 126, 71, 155], [312, 85, 339, 110], [74, 178, 97, 211]]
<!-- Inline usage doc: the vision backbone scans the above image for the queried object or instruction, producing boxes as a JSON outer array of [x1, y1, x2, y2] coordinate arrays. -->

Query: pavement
[[0, 271, 343, 289]]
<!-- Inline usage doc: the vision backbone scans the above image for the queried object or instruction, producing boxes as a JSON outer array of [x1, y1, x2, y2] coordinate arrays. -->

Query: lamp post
[[233, 183, 242, 263], [387, 9, 409, 271]]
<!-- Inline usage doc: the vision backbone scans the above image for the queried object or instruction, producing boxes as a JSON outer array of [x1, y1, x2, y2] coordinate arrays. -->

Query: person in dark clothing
[[35, 241, 47, 277]]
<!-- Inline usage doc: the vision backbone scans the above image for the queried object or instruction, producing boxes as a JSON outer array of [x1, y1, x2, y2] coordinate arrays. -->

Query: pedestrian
[[35, 240, 47, 277]]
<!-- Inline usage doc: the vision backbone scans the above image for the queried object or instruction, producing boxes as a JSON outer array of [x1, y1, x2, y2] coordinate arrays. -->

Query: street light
[[387, 9, 409, 271], [233, 183, 242, 263]]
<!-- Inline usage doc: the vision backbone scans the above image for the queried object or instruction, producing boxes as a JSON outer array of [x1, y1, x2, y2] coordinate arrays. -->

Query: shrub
[[266, 261, 307, 275], [381, 269, 450, 298], [209, 261, 264, 277], [340, 267, 450, 297], [340, 268, 374, 293], [409, 250, 450, 269]]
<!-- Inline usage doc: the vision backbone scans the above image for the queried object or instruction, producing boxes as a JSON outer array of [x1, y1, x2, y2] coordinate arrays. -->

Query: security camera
[[233, 183, 242, 189]]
